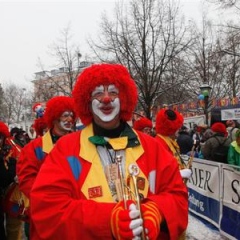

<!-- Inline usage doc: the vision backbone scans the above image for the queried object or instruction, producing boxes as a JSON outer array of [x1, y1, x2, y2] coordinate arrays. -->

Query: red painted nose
[[102, 96, 111, 104]]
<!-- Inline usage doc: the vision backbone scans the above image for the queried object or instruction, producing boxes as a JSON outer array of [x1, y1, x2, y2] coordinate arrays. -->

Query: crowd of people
[[176, 120, 240, 167], [0, 63, 239, 240]]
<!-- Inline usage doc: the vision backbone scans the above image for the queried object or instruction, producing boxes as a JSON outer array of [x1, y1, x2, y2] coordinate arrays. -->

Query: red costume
[[17, 131, 54, 198], [30, 124, 188, 240], [17, 96, 76, 211], [155, 109, 185, 169], [30, 64, 188, 240]]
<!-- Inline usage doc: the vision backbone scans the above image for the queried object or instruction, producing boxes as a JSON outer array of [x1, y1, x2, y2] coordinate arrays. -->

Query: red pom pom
[[155, 109, 183, 136]]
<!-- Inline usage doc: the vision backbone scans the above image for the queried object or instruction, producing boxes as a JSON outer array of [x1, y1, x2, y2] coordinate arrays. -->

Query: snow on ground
[[21, 212, 229, 239], [186, 213, 229, 240]]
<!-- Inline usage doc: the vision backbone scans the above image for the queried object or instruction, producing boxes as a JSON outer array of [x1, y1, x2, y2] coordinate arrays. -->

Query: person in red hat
[[155, 109, 192, 178], [17, 96, 76, 239], [201, 122, 231, 163], [133, 117, 153, 136], [0, 121, 23, 240], [155, 109, 192, 240], [29, 63, 188, 240]]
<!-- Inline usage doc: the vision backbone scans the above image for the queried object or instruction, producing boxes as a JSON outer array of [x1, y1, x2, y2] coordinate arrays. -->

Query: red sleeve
[[138, 133, 188, 240], [30, 133, 115, 240], [17, 137, 44, 198]]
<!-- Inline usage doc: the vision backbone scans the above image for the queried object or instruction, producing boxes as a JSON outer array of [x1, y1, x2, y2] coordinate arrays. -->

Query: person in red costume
[[133, 117, 153, 136], [30, 63, 188, 240], [155, 109, 192, 240], [155, 109, 192, 180], [17, 96, 76, 239]]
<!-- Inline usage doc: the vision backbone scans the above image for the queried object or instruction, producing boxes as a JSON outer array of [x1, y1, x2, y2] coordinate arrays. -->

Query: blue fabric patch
[[11, 204, 20, 213], [67, 156, 81, 180], [35, 147, 46, 161]]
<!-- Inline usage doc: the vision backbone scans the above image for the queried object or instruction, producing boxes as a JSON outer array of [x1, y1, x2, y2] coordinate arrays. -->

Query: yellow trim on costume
[[42, 131, 54, 154], [157, 134, 184, 169], [108, 137, 128, 150], [80, 124, 148, 202]]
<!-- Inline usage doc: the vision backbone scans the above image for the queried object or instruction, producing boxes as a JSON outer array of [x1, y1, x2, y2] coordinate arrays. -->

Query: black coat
[[0, 154, 16, 192]]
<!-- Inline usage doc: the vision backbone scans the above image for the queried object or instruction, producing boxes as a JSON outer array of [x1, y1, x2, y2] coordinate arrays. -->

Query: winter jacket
[[201, 133, 231, 161], [228, 141, 240, 167]]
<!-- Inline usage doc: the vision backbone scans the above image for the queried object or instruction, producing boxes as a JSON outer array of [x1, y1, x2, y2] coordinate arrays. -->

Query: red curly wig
[[0, 121, 10, 137], [44, 96, 76, 129], [72, 63, 138, 125], [133, 117, 152, 131], [33, 117, 48, 136], [155, 109, 183, 136]]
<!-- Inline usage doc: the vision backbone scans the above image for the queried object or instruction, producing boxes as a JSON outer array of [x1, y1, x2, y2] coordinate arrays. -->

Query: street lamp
[[199, 84, 212, 126]]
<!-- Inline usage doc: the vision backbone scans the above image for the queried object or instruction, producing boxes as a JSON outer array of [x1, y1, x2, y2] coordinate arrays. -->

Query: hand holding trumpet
[[111, 199, 161, 240], [111, 155, 162, 239], [111, 200, 143, 239]]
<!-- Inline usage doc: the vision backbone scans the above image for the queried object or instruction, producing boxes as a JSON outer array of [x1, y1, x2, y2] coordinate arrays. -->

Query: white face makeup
[[91, 85, 120, 122], [59, 111, 74, 131]]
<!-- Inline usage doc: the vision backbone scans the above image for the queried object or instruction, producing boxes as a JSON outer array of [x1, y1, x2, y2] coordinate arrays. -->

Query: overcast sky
[[0, 0, 228, 90]]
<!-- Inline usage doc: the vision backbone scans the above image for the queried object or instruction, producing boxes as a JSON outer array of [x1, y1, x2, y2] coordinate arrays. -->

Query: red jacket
[[30, 125, 188, 240], [17, 131, 54, 198]]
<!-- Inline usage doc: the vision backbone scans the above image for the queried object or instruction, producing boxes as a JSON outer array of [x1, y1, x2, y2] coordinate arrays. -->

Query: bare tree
[[2, 84, 27, 125], [207, 0, 240, 9], [88, 0, 194, 118], [218, 26, 240, 97], [207, 0, 240, 98], [33, 24, 84, 102]]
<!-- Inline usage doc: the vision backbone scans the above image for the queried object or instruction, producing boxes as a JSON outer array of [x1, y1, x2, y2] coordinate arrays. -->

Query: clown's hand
[[180, 168, 192, 179], [141, 200, 162, 239], [111, 200, 143, 240]]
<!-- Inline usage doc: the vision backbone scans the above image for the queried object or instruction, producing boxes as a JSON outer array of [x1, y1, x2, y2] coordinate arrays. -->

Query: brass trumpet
[[115, 155, 146, 240], [183, 145, 195, 184]]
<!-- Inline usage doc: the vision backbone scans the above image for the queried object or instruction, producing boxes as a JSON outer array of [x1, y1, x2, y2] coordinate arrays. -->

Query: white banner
[[184, 157, 240, 240], [187, 158, 221, 227], [183, 115, 205, 129], [220, 165, 240, 240], [221, 108, 240, 120]]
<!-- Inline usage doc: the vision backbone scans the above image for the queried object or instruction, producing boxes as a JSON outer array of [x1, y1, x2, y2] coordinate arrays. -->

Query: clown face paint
[[59, 111, 74, 131], [91, 85, 120, 122]]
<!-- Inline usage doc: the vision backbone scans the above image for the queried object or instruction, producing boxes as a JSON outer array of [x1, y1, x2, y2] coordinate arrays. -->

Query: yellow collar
[[79, 124, 148, 202], [42, 130, 54, 153]]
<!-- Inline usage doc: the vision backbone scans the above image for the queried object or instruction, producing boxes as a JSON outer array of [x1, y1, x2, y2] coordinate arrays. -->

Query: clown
[[29, 64, 188, 240], [133, 117, 153, 136], [155, 109, 192, 179], [32, 103, 44, 119], [17, 96, 76, 238], [155, 109, 192, 240]]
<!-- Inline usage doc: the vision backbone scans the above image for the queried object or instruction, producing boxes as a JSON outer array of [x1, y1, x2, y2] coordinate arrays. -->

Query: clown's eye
[[92, 91, 104, 98], [108, 85, 119, 95], [91, 85, 104, 97]]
